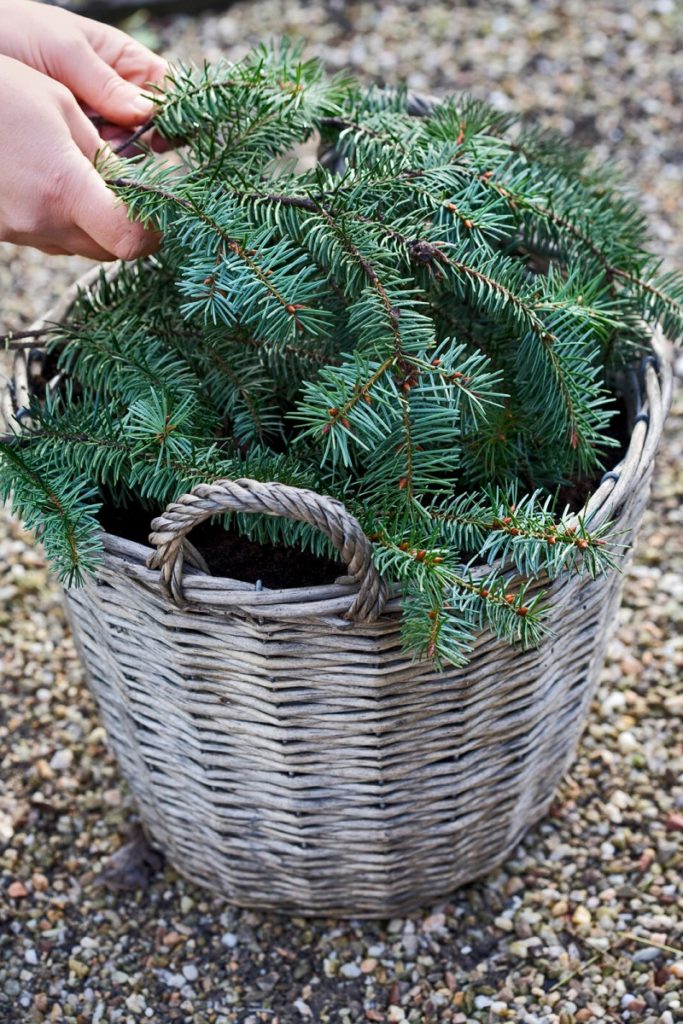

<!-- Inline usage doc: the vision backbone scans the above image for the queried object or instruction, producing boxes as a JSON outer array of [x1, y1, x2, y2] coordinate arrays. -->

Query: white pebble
[[494, 915, 514, 932], [163, 972, 186, 988], [221, 932, 238, 948], [618, 731, 640, 754], [182, 964, 198, 982], [340, 963, 361, 979], [572, 906, 592, 927], [633, 947, 660, 962], [49, 748, 73, 771], [125, 994, 146, 1014], [601, 691, 626, 716]]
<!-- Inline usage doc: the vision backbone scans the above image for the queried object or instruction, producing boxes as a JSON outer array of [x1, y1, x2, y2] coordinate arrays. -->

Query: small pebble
[[617, 731, 639, 754], [633, 947, 661, 963], [163, 973, 186, 989], [572, 906, 592, 927], [125, 994, 146, 1014], [49, 749, 73, 772]]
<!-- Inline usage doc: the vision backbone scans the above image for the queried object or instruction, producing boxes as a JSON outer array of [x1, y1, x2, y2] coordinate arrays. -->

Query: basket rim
[[3, 262, 675, 626]]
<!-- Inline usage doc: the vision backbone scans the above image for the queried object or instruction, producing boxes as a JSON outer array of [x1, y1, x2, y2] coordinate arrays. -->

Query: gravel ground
[[1, 2, 682, 1022]]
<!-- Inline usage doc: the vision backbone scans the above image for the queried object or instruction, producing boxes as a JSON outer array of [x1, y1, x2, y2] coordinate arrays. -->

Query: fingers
[[60, 94, 105, 160], [58, 48, 157, 127], [68, 156, 161, 260], [48, 97, 158, 260], [70, 21, 168, 128], [53, 226, 118, 260], [31, 231, 116, 261], [57, 93, 162, 260], [0, 44, 163, 262], [81, 21, 168, 89]]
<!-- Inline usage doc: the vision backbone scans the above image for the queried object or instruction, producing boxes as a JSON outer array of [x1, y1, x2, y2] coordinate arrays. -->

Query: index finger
[[82, 21, 168, 90]]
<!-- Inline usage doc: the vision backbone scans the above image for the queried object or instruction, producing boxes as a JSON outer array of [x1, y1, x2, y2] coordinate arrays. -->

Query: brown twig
[[1, 327, 52, 349], [113, 120, 156, 156]]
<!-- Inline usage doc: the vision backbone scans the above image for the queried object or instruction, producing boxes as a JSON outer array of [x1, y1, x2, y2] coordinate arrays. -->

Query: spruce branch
[[0, 439, 103, 585]]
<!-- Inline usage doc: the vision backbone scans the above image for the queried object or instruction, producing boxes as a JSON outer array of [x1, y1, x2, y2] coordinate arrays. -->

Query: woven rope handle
[[147, 478, 389, 623]]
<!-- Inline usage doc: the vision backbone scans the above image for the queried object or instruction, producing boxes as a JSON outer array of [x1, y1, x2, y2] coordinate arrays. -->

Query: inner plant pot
[[1, 51, 678, 915]]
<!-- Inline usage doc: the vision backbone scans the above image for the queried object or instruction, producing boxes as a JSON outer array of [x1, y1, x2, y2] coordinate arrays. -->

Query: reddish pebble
[[8, 880, 28, 899], [666, 812, 683, 832], [638, 849, 655, 872]]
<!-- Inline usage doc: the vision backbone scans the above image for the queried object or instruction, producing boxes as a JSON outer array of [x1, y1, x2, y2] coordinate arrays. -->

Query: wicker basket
[[2, 267, 672, 917]]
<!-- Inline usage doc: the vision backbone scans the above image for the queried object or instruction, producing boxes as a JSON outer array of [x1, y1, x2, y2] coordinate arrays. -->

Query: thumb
[[69, 156, 161, 260], [62, 51, 156, 127]]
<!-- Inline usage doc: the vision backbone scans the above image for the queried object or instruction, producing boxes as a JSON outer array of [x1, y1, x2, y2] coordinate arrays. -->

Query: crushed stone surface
[[1, 2, 682, 1022]]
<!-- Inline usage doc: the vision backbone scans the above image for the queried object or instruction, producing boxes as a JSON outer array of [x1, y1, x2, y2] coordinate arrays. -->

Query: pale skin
[[0, 0, 167, 260]]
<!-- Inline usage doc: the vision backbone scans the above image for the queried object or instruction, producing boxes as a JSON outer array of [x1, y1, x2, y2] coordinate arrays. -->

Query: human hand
[[0, 56, 160, 259], [0, 0, 167, 259], [0, 0, 166, 130]]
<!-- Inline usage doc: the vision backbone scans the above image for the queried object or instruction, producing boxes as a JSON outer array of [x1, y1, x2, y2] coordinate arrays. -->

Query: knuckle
[[41, 163, 73, 211], [98, 72, 129, 106], [51, 79, 77, 113]]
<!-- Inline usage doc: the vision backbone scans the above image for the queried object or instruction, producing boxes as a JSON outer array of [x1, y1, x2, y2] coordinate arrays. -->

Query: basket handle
[[147, 478, 388, 623]]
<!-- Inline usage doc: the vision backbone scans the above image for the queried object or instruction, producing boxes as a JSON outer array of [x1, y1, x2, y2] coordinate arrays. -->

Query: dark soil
[[98, 500, 344, 589], [188, 521, 344, 588]]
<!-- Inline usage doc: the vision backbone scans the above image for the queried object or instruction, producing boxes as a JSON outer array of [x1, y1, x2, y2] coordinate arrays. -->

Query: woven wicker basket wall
[[2, 268, 672, 917]]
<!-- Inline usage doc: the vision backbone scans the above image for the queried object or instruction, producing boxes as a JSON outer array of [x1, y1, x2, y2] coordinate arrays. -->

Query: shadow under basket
[[2, 267, 673, 917]]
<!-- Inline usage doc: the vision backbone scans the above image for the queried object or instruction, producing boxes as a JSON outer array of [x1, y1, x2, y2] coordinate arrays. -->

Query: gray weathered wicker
[[1, 271, 672, 917]]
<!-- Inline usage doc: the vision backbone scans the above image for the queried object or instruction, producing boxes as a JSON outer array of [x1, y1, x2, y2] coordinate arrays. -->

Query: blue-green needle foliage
[[2, 43, 680, 665]]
